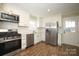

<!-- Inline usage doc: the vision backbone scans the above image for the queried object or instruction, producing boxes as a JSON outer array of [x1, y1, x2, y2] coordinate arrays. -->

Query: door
[[62, 16, 79, 46]]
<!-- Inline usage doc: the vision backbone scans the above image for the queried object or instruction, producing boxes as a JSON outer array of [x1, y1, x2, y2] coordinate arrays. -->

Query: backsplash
[[0, 22, 18, 29]]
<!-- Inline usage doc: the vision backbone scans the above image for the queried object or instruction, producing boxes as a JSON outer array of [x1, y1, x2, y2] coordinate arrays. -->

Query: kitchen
[[0, 3, 79, 56]]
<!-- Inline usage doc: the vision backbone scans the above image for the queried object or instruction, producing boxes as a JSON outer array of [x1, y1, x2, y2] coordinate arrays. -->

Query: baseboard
[[34, 40, 42, 45], [34, 41, 44, 45], [62, 42, 79, 47]]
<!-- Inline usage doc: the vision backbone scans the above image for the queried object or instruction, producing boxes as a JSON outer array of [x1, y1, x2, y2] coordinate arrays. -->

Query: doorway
[[62, 16, 79, 46]]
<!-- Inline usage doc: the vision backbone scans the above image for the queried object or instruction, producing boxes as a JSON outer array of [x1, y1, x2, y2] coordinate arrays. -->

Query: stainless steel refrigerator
[[45, 22, 58, 45]]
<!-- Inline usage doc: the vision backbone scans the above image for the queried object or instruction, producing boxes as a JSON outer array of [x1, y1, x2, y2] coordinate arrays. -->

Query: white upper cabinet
[[19, 13, 30, 26]]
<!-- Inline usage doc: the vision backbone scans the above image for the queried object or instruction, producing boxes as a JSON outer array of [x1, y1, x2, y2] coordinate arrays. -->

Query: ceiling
[[4, 3, 79, 17]]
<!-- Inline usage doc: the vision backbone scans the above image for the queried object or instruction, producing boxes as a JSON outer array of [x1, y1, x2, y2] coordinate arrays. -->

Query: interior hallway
[[16, 42, 79, 56]]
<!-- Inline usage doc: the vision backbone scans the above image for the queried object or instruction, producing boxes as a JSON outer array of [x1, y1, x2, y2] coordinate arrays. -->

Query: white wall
[[0, 4, 3, 11]]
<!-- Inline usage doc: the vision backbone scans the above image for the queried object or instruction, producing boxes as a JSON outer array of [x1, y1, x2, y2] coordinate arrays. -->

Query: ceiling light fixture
[[48, 9, 50, 12]]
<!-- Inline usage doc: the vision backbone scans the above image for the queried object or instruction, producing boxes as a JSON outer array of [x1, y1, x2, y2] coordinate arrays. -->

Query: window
[[29, 20, 37, 30], [65, 21, 75, 32]]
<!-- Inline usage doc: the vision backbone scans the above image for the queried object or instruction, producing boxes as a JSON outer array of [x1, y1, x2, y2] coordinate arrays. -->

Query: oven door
[[4, 40, 21, 53]]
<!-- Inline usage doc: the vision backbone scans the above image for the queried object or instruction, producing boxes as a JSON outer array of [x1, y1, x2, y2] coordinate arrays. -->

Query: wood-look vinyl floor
[[16, 42, 79, 56]]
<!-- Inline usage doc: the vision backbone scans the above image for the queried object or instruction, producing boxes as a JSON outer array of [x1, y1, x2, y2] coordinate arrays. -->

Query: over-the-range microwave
[[0, 12, 19, 22]]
